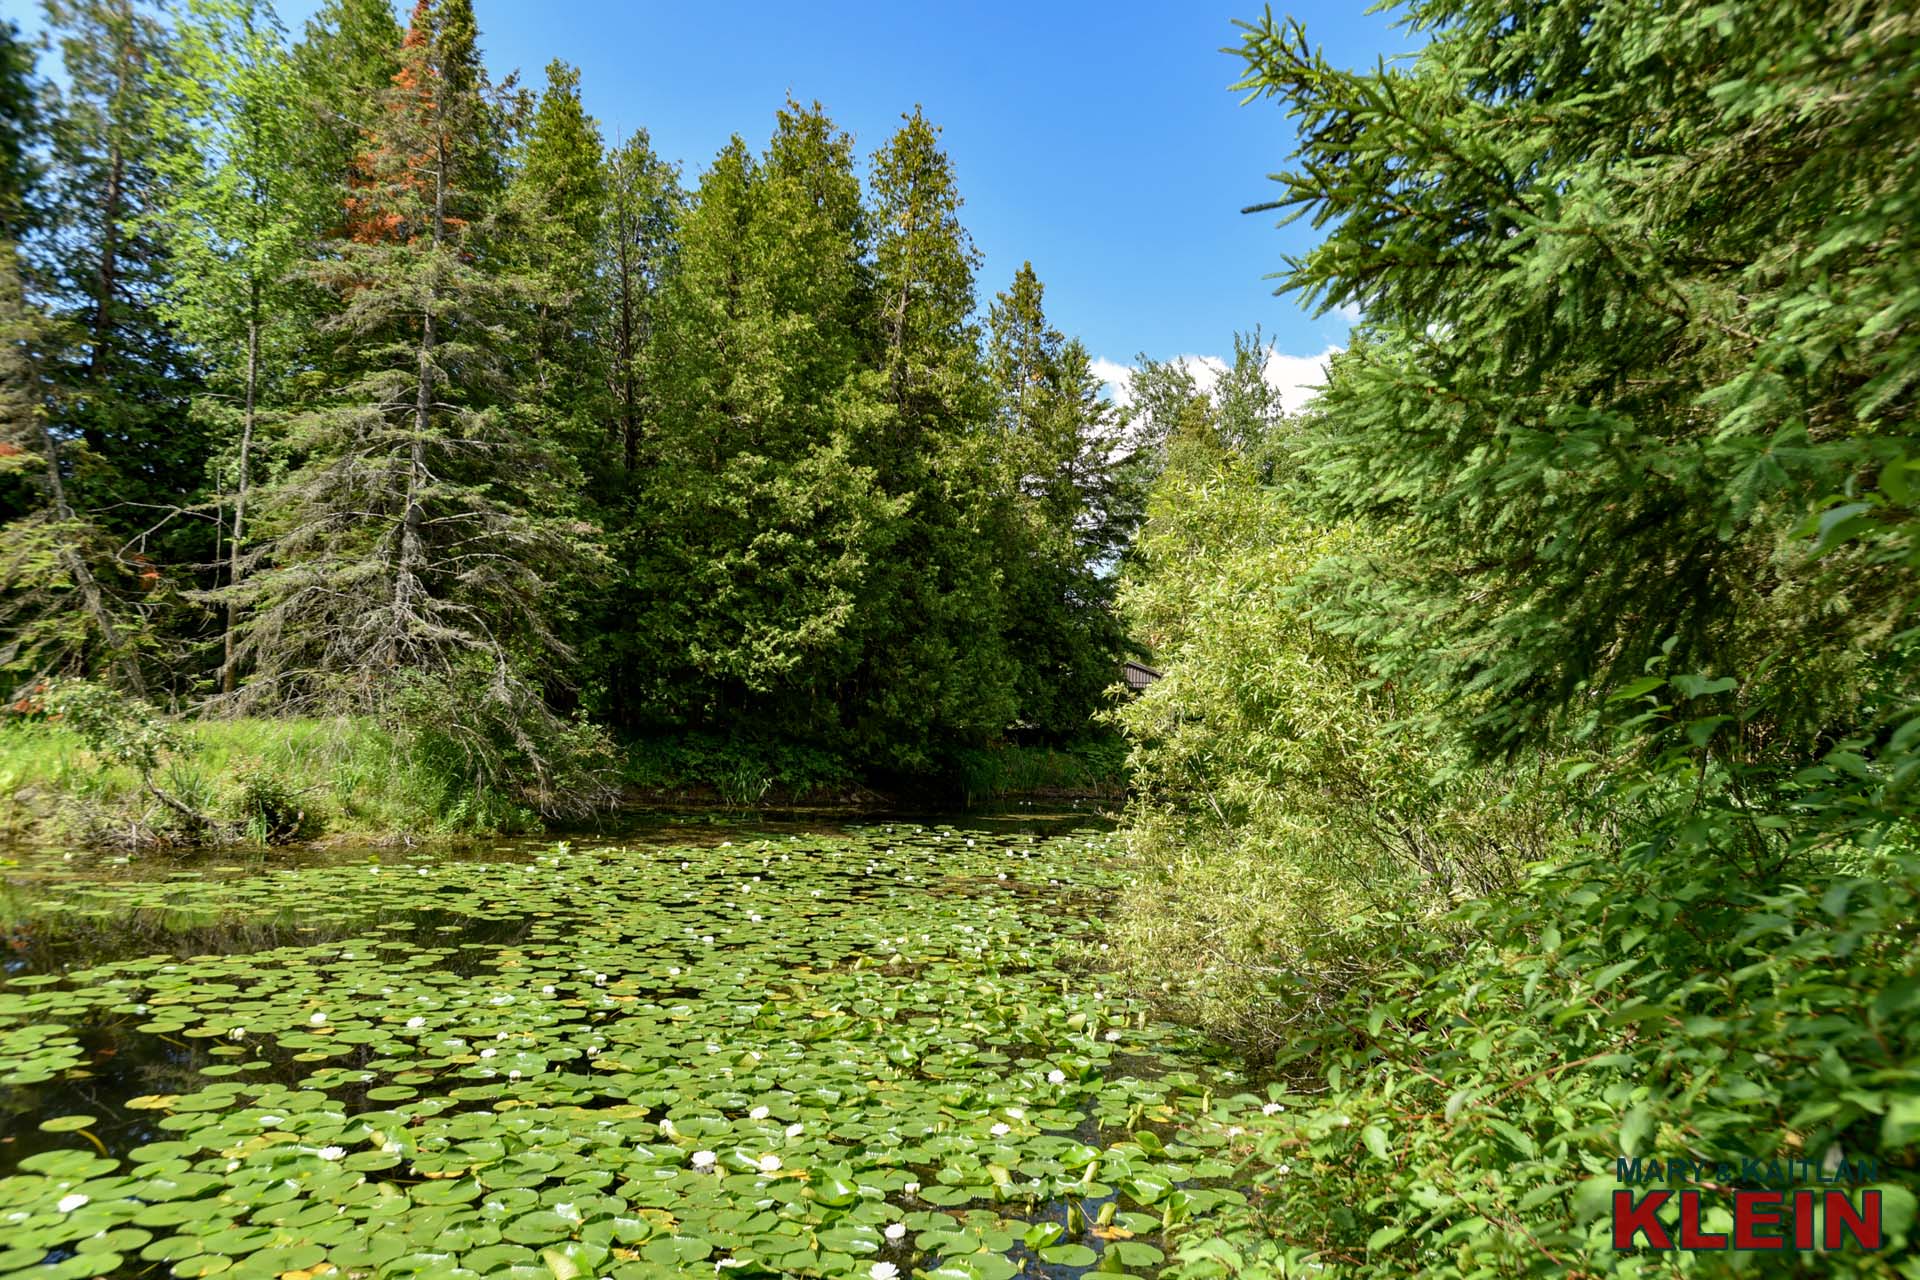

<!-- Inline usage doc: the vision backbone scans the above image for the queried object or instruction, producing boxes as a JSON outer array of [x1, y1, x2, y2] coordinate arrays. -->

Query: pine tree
[[0, 244, 146, 690], [229, 0, 602, 808]]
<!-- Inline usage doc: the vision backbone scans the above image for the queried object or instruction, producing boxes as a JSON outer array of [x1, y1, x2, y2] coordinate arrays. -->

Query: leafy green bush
[[1177, 820, 1919, 1278], [1110, 452, 1575, 1040]]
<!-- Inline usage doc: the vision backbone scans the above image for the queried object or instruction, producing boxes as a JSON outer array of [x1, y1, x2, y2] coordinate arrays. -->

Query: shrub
[[1110, 453, 1574, 1040]]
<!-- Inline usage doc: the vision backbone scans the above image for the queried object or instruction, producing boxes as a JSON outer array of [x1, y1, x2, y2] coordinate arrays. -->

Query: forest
[[0, 0, 1215, 835], [0, 0, 1917, 1277]]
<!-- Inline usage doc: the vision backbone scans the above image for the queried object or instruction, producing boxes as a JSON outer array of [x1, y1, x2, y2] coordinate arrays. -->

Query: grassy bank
[[0, 716, 544, 847], [0, 717, 1130, 847]]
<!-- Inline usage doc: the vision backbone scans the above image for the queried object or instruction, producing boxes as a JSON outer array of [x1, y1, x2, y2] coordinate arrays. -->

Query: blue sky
[[7, 0, 1414, 398]]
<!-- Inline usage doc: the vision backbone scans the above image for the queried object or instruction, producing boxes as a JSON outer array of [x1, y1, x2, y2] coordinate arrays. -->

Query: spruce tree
[[41, 0, 203, 613], [229, 0, 602, 809], [0, 244, 147, 690]]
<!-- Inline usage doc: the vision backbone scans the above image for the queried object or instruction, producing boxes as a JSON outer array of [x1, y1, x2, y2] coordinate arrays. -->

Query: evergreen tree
[[632, 106, 902, 750], [228, 0, 602, 807], [40, 0, 203, 591], [847, 108, 1019, 762], [0, 244, 147, 690], [508, 59, 606, 468], [598, 128, 679, 481], [289, 0, 401, 218], [988, 263, 1133, 735], [1233, 0, 1920, 760], [0, 19, 43, 243]]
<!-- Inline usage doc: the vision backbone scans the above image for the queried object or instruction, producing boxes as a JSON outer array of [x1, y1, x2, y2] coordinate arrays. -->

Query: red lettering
[[1733, 1190, 1785, 1249], [1794, 1189, 1816, 1250], [1614, 1190, 1673, 1250], [1825, 1190, 1883, 1250], [1677, 1190, 1726, 1249]]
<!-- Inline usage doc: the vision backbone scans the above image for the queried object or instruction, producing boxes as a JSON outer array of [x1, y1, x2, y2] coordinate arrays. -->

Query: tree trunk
[[221, 294, 260, 696], [87, 3, 135, 382], [37, 418, 143, 693]]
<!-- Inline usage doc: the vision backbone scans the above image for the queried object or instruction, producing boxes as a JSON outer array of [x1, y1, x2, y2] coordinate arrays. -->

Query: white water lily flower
[[508, 1070, 522, 1081], [542, 985, 556, 996], [227, 1026, 245, 1040], [55, 1193, 88, 1213], [702, 935, 715, 944], [749, 1106, 770, 1120], [1046, 1069, 1066, 1085], [996, 872, 1006, 880], [659, 1119, 676, 1136], [884, 1223, 907, 1242], [308, 1012, 326, 1026], [756, 1154, 781, 1173], [1277, 1164, 1292, 1176], [691, 1150, 717, 1170], [785, 1122, 804, 1138], [406, 1017, 426, 1029], [989, 1123, 1011, 1137], [317, 1146, 345, 1160], [1104, 1030, 1122, 1042], [870, 1263, 900, 1280], [902, 1181, 921, 1194], [1262, 1102, 1284, 1116], [480, 1048, 497, 1058], [594, 973, 608, 986]]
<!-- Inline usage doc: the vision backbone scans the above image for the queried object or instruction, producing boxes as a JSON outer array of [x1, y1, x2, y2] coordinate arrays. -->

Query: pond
[[0, 818, 1282, 1280]]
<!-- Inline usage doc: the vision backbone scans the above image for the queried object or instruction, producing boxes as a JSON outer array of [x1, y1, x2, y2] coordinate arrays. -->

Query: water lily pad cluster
[[0, 827, 1289, 1279]]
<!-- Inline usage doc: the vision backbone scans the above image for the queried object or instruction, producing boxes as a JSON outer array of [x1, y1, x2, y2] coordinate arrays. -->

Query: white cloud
[[1333, 299, 1364, 325], [1096, 344, 1339, 417]]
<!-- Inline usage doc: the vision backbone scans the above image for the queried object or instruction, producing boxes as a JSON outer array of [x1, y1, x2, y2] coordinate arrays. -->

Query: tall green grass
[[0, 716, 539, 845]]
